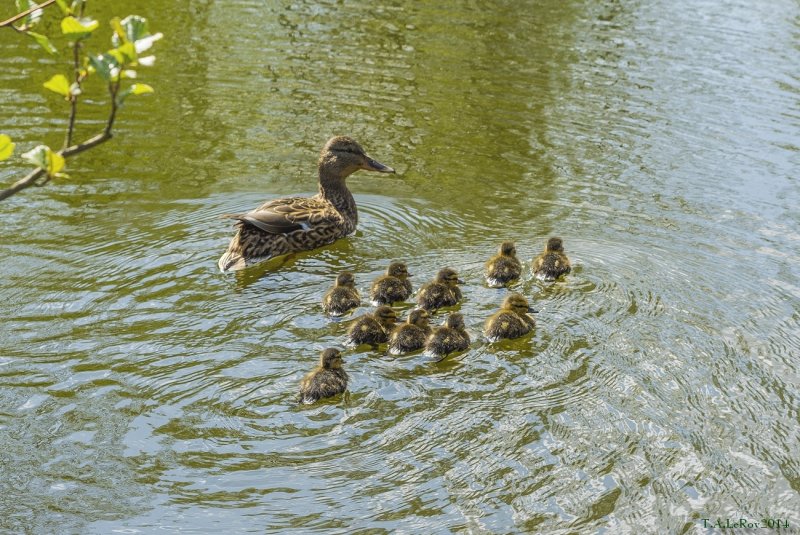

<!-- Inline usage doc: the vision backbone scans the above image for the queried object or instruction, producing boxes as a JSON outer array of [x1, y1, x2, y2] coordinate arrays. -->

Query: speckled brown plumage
[[425, 312, 470, 358], [370, 261, 413, 305], [485, 241, 522, 287], [218, 136, 395, 272], [298, 348, 348, 404], [388, 309, 431, 355], [532, 237, 571, 281], [417, 268, 464, 311], [484, 293, 536, 341], [322, 272, 360, 316], [346, 305, 398, 346]]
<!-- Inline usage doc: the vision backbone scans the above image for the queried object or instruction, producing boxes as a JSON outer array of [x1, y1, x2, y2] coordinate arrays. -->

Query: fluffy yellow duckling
[[322, 271, 361, 316], [485, 241, 522, 287], [369, 261, 413, 305], [425, 312, 470, 358], [484, 293, 536, 342], [298, 348, 348, 404], [388, 309, 431, 355], [532, 237, 571, 281], [416, 268, 464, 311], [346, 305, 398, 346], [218, 136, 395, 272]]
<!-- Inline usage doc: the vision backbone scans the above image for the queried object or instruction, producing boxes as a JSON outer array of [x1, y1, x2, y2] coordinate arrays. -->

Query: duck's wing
[[222, 196, 343, 234]]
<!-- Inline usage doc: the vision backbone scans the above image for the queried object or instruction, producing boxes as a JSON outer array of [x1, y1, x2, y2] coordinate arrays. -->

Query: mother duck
[[218, 136, 395, 272]]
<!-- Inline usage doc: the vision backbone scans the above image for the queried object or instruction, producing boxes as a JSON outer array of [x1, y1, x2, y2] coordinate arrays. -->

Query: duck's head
[[499, 241, 517, 257], [335, 271, 356, 288], [373, 305, 398, 327], [444, 312, 466, 331], [436, 268, 464, 287], [503, 293, 535, 314], [318, 136, 395, 180], [387, 261, 411, 279], [320, 348, 345, 370], [546, 237, 564, 252], [407, 308, 429, 328]]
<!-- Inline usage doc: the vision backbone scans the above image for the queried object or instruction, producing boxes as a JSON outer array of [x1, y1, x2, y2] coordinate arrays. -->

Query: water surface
[[1, 0, 799, 533]]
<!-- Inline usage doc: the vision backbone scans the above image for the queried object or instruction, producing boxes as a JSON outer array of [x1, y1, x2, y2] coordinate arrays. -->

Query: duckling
[[532, 237, 571, 281], [322, 271, 360, 316], [298, 348, 348, 404], [485, 241, 522, 287], [369, 261, 413, 305], [484, 293, 536, 341], [218, 136, 395, 272], [388, 308, 431, 355], [346, 305, 398, 346], [416, 268, 464, 311], [425, 312, 470, 358]]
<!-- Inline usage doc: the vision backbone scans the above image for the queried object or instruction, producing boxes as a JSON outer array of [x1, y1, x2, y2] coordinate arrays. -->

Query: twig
[[0, 80, 120, 202], [0, 0, 57, 28]]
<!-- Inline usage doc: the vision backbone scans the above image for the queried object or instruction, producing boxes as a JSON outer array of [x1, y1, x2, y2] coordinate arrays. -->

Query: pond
[[1, 0, 799, 532]]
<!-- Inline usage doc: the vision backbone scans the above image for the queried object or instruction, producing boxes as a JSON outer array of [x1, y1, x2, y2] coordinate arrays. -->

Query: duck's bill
[[366, 157, 395, 173], [528, 307, 539, 314]]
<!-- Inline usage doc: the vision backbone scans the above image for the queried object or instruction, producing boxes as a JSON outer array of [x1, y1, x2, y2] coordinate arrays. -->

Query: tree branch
[[0, 0, 56, 29], [0, 80, 120, 202]]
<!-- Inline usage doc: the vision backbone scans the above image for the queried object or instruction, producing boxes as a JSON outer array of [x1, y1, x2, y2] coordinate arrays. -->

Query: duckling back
[[425, 314, 470, 358], [323, 273, 360, 316], [485, 241, 522, 287], [298, 348, 348, 404], [484, 310, 535, 341], [532, 237, 571, 281], [346, 306, 397, 346], [388, 323, 430, 355]]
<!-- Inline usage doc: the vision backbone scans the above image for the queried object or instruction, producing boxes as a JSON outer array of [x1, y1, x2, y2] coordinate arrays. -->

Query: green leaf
[[117, 15, 150, 44], [61, 16, 99, 37], [21, 145, 65, 176], [0, 135, 15, 161], [15, 0, 43, 28], [43, 74, 71, 97], [26, 31, 57, 55], [54, 0, 71, 15], [117, 83, 154, 105], [107, 42, 137, 65], [88, 52, 121, 81]]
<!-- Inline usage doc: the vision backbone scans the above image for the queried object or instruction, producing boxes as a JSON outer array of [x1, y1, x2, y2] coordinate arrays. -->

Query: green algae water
[[2, 0, 799, 532]]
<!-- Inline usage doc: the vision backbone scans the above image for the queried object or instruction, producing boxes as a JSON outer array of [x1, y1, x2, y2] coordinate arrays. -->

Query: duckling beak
[[528, 307, 538, 314], [365, 157, 395, 173], [457, 279, 465, 284]]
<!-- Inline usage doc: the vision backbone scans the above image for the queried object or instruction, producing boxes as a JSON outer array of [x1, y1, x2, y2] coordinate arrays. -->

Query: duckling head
[[335, 271, 356, 288], [318, 136, 395, 180], [499, 241, 517, 257], [407, 308, 429, 328], [444, 312, 466, 330], [436, 267, 464, 287], [503, 292, 535, 314], [387, 261, 411, 279], [373, 305, 398, 328], [546, 237, 564, 252], [320, 348, 345, 369]]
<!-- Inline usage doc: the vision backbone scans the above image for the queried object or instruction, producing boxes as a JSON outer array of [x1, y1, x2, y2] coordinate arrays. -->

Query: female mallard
[[298, 348, 348, 404], [485, 241, 522, 287], [218, 136, 395, 272], [532, 237, 571, 281], [370, 261, 412, 305], [417, 268, 464, 311], [322, 271, 360, 316], [388, 308, 431, 355], [346, 305, 398, 347], [484, 293, 536, 342], [425, 312, 470, 358]]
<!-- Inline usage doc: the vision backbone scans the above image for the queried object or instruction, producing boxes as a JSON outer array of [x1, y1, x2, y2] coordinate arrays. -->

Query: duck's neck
[[318, 170, 357, 228]]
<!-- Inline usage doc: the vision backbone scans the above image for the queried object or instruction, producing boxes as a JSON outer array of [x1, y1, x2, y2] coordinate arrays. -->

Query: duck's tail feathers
[[218, 251, 247, 273]]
